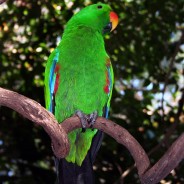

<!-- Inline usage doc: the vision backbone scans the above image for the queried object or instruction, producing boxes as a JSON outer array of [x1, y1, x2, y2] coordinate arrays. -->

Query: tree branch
[[61, 116, 150, 177], [141, 133, 184, 184], [0, 87, 70, 158], [0, 87, 184, 184]]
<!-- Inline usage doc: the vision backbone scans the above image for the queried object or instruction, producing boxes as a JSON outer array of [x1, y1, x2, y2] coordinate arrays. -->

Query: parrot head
[[66, 3, 118, 34]]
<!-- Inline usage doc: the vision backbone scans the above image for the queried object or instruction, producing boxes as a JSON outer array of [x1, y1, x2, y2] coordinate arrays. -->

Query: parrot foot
[[88, 111, 98, 130], [75, 110, 88, 132], [75, 110, 98, 132]]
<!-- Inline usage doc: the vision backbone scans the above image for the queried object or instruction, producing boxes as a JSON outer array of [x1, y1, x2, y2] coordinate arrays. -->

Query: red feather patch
[[54, 64, 60, 94], [103, 58, 111, 94], [104, 71, 110, 94], [54, 64, 60, 73]]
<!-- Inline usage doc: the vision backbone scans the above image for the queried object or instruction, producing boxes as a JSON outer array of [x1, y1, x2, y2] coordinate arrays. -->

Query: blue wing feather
[[48, 48, 59, 112]]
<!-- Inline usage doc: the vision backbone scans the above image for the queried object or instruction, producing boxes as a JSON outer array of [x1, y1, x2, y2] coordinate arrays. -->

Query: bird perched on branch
[[44, 3, 118, 184]]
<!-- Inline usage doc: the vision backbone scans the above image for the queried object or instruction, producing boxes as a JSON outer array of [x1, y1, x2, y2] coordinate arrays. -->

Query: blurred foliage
[[0, 0, 184, 183]]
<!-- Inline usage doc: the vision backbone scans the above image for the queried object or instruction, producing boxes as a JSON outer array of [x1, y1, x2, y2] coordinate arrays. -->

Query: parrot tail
[[55, 130, 103, 184]]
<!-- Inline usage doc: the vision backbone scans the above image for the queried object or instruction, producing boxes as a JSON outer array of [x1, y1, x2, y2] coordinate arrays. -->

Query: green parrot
[[44, 3, 118, 184]]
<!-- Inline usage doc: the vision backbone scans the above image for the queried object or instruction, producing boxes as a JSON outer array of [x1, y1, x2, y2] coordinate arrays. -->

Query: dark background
[[0, 0, 184, 183]]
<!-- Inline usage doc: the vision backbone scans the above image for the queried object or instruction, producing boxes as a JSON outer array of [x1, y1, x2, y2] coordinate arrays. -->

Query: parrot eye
[[97, 5, 103, 9]]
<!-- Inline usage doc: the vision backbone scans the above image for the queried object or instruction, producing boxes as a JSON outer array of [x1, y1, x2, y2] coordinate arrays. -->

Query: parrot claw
[[75, 110, 98, 132], [88, 111, 98, 129], [75, 110, 88, 132]]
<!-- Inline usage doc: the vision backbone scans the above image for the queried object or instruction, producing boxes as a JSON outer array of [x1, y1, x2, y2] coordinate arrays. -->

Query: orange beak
[[110, 11, 119, 31]]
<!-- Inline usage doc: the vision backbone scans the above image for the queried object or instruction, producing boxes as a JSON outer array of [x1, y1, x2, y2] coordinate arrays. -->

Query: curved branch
[[0, 87, 184, 184], [141, 133, 184, 184], [0, 87, 149, 176], [0, 87, 70, 158], [61, 116, 150, 177]]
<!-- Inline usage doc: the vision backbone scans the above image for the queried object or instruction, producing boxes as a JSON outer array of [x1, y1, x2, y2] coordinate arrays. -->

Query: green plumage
[[45, 3, 114, 166]]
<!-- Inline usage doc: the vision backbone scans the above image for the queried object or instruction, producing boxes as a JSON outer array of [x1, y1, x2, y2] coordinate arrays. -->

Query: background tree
[[0, 0, 184, 183]]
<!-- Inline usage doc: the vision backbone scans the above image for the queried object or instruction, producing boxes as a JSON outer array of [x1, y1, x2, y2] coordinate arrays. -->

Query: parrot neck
[[63, 24, 102, 39], [60, 25, 105, 55]]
